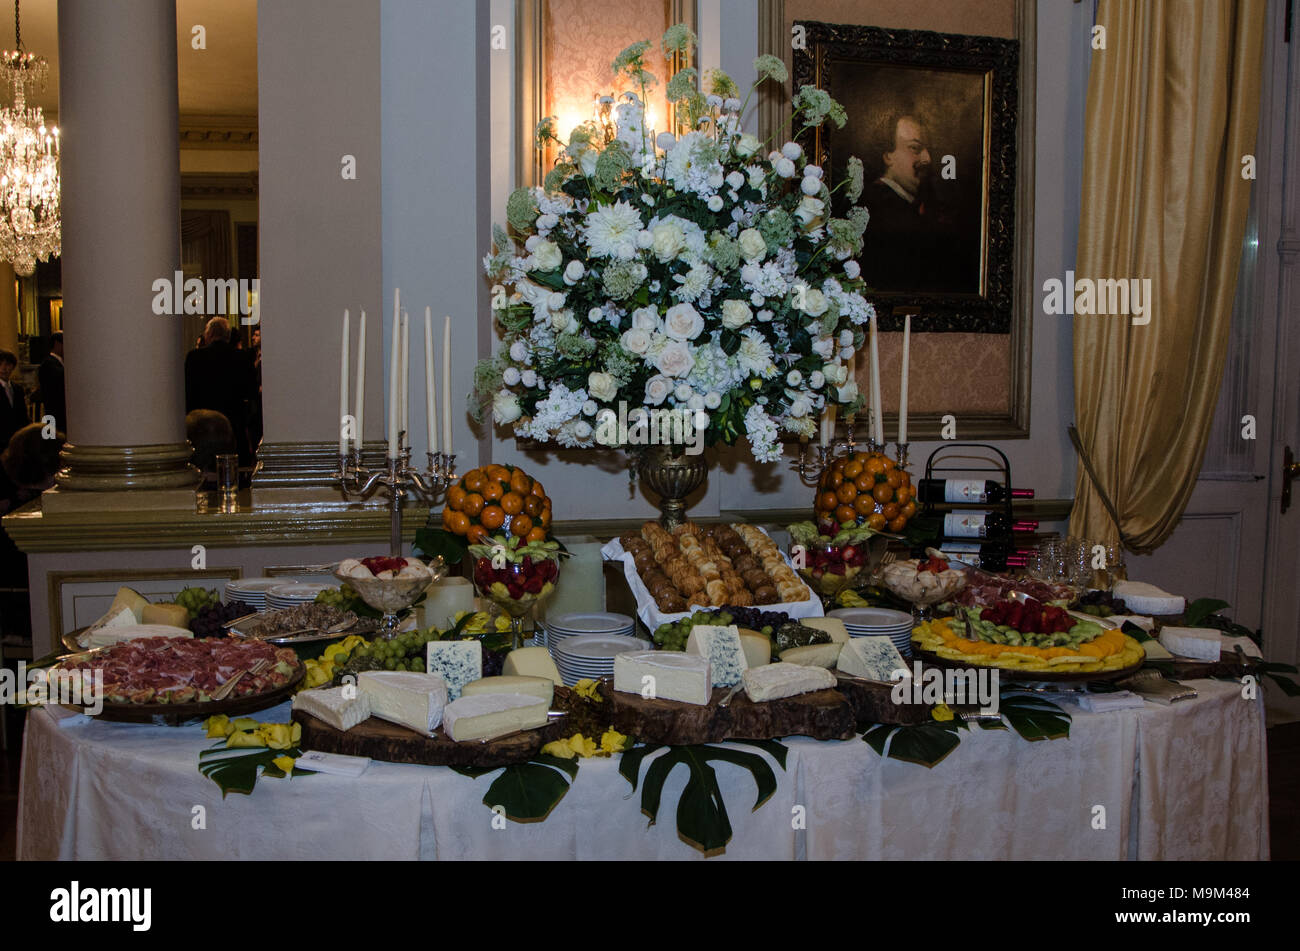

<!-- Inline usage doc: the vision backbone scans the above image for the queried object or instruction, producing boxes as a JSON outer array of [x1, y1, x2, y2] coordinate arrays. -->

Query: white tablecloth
[[17, 680, 1268, 860]]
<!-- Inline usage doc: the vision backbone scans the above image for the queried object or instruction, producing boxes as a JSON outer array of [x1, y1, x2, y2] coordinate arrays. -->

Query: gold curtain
[[1070, 0, 1267, 553]]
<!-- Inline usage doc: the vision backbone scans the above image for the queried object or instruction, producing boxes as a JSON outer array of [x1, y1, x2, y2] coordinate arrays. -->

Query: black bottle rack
[[920, 443, 1017, 544]]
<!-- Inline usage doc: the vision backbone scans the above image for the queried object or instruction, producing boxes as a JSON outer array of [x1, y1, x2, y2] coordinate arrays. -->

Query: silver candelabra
[[793, 410, 909, 484], [339, 435, 457, 555]]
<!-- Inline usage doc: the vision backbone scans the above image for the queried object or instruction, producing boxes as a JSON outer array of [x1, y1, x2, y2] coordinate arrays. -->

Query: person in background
[[0, 422, 65, 601], [38, 330, 66, 434], [0, 348, 28, 451], [185, 409, 235, 487], [184, 317, 255, 466]]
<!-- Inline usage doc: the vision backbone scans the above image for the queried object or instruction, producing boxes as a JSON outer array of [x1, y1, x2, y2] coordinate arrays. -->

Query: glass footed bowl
[[471, 554, 560, 648], [335, 556, 443, 637], [794, 542, 870, 599], [880, 559, 968, 622]]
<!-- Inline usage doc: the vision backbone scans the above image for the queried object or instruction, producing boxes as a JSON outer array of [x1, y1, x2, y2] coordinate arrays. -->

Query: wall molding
[[181, 172, 259, 199], [179, 114, 259, 149]]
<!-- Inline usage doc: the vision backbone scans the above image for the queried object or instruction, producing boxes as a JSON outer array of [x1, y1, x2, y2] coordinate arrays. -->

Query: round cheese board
[[913, 646, 1144, 684]]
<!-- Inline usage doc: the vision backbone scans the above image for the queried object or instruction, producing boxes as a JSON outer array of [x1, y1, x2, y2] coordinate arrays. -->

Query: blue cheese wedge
[[686, 624, 749, 686], [461, 675, 553, 705], [425, 640, 483, 700], [292, 685, 372, 732], [778, 642, 843, 669], [743, 662, 836, 702], [358, 671, 448, 735], [442, 693, 550, 742], [836, 637, 909, 682], [613, 651, 711, 705], [502, 647, 563, 686]]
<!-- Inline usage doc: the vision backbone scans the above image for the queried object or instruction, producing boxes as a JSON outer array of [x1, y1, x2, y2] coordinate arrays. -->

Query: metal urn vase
[[635, 445, 709, 530]]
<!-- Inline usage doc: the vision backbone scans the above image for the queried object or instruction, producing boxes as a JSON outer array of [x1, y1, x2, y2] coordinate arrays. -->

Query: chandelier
[[0, 0, 58, 276]]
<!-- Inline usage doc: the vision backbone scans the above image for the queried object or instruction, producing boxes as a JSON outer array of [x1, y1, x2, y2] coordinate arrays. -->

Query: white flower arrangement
[[477, 23, 874, 462]]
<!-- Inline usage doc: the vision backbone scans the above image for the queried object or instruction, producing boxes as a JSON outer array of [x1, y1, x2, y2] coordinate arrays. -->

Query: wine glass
[[470, 549, 562, 650]]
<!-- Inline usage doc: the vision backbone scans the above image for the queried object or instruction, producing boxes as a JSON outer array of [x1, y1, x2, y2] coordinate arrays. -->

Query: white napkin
[[1074, 690, 1147, 713], [293, 750, 371, 777]]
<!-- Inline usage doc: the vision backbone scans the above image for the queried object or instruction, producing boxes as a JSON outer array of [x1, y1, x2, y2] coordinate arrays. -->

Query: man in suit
[[0, 348, 28, 452], [38, 331, 65, 434], [185, 317, 255, 466]]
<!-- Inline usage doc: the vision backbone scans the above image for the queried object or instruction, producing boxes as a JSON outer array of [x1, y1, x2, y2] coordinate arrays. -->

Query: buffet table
[[17, 679, 1268, 861]]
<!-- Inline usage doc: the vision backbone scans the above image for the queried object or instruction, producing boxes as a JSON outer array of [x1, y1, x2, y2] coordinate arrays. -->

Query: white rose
[[644, 374, 673, 405], [721, 299, 753, 330], [782, 142, 803, 160], [707, 195, 724, 212], [836, 381, 859, 404], [631, 307, 660, 331], [492, 391, 522, 425], [621, 328, 652, 355], [735, 133, 761, 157], [656, 340, 695, 377], [534, 240, 563, 271], [774, 157, 796, 178], [651, 221, 686, 262], [704, 391, 722, 410], [550, 309, 577, 333], [563, 260, 586, 285], [588, 371, 618, 403], [579, 149, 599, 176], [809, 371, 825, 389], [657, 132, 678, 152], [738, 229, 767, 263], [520, 369, 538, 388], [786, 370, 803, 387], [844, 260, 861, 280], [726, 171, 745, 190], [794, 195, 825, 228], [503, 367, 521, 386], [582, 400, 598, 416], [664, 303, 704, 341], [509, 341, 528, 362], [801, 289, 829, 317], [800, 177, 822, 197], [547, 291, 567, 310], [823, 363, 848, 386], [674, 383, 693, 402], [804, 164, 824, 180]]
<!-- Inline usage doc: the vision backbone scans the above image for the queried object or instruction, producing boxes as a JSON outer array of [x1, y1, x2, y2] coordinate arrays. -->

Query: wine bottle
[[917, 478, 1035, 504], [928, 542, 1032, 572], [942, 511, 1039, 539]]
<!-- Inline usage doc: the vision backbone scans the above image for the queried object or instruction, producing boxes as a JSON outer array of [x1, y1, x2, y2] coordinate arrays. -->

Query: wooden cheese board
[[292, 705, 569, 768], [833, 672, 932, 726]]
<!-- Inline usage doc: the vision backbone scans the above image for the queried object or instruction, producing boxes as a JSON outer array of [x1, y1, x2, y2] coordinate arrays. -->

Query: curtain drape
[[1070, 0, 1267, 552]]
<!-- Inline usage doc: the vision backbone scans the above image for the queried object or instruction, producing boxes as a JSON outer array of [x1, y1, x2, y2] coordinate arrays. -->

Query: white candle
[[820, 405, 835, 448], [899, 315, 911, 445], [442, 315, 452, 457], [388, 288, 400, 458], [401, 310, 410, 446], [425, 308, 437, 453], [354, 310, 366, 452], [869, 314, 884, 446], [339, 309, 350, 456]]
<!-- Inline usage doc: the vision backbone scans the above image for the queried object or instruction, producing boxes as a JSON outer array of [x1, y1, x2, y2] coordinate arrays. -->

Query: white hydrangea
[[744, 404, 782, 463]]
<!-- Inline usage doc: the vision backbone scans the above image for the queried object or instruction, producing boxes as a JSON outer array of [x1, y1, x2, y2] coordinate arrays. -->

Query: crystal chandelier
[[0, 0, 58, 276]]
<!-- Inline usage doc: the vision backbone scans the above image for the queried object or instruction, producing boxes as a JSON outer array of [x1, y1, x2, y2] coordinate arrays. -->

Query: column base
[[55, 443, 200, 492]]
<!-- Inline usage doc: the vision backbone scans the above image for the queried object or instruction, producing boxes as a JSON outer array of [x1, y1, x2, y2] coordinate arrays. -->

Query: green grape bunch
[[175, 586, 218, 621]]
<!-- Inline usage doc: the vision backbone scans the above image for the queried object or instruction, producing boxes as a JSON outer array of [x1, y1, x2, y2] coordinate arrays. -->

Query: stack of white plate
[[551, 633, 651, 686], [266, 582, 335, 611], [828, 607, 916, 656], [541, 612, 635, 650], [224, 577, 288, 611]]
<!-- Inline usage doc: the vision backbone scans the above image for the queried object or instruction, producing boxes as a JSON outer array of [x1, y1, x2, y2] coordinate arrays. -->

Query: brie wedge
[[358, 671, 448, 735], [743, 662, 836, 702], [442, 693, 550, 742], [292, 686, 372, 732], [613, 651, 711, 705]]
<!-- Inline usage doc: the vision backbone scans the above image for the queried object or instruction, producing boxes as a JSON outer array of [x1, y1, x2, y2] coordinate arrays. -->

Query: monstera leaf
[[862, 720, 964, 768], [618, 740, 787, 856], [451, 753, 579, 822], [198, 743, 312, 797], [994, 693, 1071, 741]]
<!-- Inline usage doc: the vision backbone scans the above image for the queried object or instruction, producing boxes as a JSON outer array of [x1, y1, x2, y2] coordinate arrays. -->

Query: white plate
[[553, 634, 651, 659], [830, 607, 914, 628], [545, 611, 634, 634]]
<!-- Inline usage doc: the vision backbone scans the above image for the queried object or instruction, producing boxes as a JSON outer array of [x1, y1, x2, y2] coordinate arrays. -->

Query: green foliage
[[198, 744, 312, 798], [451, 754, 579, 822]]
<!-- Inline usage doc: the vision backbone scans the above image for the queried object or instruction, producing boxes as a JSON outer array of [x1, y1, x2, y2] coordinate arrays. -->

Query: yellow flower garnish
[[271, 755, 298, 774], [230, 717, 260, 732], [599, 728, 629, 754], [568, 734, 599, 758], [225, 729, 264, 748], [573, 679, 603, 702], [931, 703, 954, 722], [257, 723, 295, 750], [203, 714, 230, 738], [541, 739, 577, 759]]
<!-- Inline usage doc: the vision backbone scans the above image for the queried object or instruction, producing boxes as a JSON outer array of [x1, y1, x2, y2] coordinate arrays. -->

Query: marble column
[[53, 0, 196, 495]]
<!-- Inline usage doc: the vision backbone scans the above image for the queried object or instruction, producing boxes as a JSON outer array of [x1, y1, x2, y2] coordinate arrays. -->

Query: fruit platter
[[601, 521, 822, 630], [787, 521, 883, 599], [911, 598, 1146, 682]]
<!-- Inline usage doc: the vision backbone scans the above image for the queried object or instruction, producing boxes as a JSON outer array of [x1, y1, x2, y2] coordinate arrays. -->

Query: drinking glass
[[216, 454, 239, 511]]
